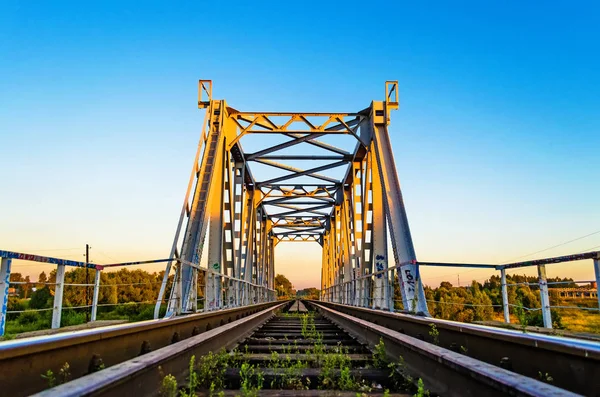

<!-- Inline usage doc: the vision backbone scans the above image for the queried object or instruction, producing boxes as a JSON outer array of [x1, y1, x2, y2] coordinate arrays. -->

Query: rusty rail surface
[[0, 301, 284, 397], [308, 302, 580, 397], [311, 300, 600, 396]]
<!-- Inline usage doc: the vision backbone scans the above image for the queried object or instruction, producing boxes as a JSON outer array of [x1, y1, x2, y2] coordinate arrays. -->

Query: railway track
[[315, 300, 600, 396], [0, 301, 283, 397], [4, 300, 586, 396], [213, 301, 402, 396]]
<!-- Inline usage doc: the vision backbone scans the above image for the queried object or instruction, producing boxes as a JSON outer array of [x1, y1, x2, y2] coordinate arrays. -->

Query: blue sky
[[1, 1, 599, 289]]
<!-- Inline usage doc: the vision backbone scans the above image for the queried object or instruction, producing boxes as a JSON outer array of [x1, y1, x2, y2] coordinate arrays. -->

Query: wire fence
[[322, 257, 600, 332], [1, 250, 276, 337]]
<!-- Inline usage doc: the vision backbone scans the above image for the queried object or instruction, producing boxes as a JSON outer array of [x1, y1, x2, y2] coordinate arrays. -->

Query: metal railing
[[0, 250, 276, 337], [322, 250, 600, 330]]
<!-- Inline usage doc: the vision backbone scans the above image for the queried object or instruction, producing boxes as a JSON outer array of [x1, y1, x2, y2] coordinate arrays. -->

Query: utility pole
[[85, 244, 90, 322]]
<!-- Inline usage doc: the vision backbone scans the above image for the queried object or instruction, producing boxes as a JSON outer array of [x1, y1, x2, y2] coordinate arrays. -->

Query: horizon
[[7, 247, 599, 291], [1, 2, 599, 291]]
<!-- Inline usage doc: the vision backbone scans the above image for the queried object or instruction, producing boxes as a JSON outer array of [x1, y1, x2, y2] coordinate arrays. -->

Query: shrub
[[17, 310, 41, 325], [61, 310, 87, 327], [114, 302, 145, 318], [7, 297, 27, 320], [29, 287, 53, 309], [133, 305, 155, 321], [527, 309, 564, 329]]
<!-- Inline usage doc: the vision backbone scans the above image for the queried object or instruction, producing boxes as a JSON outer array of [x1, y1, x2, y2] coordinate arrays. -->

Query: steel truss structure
[[155, 80, 429, 317]]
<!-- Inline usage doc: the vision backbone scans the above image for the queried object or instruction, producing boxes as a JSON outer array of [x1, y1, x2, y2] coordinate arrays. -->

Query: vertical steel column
[[370, 142, 389, 310], [191, 268, 198, 312], [334, 206, 342, 303], [0, 258, 12, 336], [268, 236, 274, 300], [229, 160, 244, 307], [174, 266, 186, 313], [321, 236, 326, 301], [537, 264, 552, 328], [205, 134, 227, 311], [371, 101, 428, 315], [387, 268, 394, 312], [500, 268, 510, 323], [359, 155, 373, 308], [351, 161, 362, 306], [91, 269, 101, 321], [593, 258, 600, 312], [52, 264, 66, 329], [241, 192, 255, 306], [345, 183, 358, 306], [201, 269, 207, 312], [342, 188, 354, 305], [322, 231, 330, 301]]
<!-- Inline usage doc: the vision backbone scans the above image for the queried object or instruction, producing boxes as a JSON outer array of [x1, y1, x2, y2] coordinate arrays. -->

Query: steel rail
[[7, 300, 593, 396], [0, 301, 283, 397], [31, 302, 288, 397], [311, 301, 599, 396], [308, 302, 579, 397]]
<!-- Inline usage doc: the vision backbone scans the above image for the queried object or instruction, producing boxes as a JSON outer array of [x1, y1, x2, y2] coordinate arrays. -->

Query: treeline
[[275, 274, 295, 300], [8, 268, 174, 320], [8, 267, 586, 333], [419, 274, 580, 328], [297, 287, 320, 300]]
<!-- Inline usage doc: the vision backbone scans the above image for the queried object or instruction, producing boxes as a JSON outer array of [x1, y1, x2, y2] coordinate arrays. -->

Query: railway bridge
[[0, 81, 599, 396]]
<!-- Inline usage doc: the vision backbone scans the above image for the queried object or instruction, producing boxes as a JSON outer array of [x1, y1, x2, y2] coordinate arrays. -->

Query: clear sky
[[1, 1, 599, 290]]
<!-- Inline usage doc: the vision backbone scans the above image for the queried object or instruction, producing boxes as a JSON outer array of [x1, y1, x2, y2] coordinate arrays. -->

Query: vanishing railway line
[[1, 300, 597, 396], [209, 302, 399, 396]]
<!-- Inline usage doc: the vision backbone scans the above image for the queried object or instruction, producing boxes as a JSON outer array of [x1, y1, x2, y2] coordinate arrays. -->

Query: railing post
[[52, 264, 66, 329], [205, 273, 214, 311], [177, 266, 184, 314], [387, 269, 394, 311], [91, 269, 101, 321], [537, 264, 552, 328], [191, 268, 198, 312], [0, 258, 12, 337], [500, 268, 510, 323], [594, 258, 600, 311]]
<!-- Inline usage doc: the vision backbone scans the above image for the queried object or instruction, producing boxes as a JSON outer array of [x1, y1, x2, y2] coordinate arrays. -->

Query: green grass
[[2, 303, 170, 340], [558, 309, 600, 334]]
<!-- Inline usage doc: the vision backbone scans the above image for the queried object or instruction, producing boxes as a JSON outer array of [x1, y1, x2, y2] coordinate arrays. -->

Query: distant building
[[8, 287, 18, 297], [550, 285, 597, 299]]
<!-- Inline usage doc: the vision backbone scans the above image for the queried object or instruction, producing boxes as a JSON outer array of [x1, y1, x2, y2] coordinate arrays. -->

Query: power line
[[19, 248, 80, 252], [578, 245, 600, 254], [95, 250, 120, 263], [423, 230, 600, 286], [497, 229, 600, 265]]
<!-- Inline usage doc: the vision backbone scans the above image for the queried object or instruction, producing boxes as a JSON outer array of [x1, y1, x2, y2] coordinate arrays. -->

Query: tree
[[22, 276, 32, 299], [275, 274, 294, 300], [30, 286, 53, 309], [297, 287, 320, 300], [38, 271, 48, 289], [440, 281, 453, 289]]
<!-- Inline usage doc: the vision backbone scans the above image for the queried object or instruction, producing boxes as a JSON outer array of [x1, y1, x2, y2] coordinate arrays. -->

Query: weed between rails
[[41, 362, 71, 389], [158, 315, 427, 396]]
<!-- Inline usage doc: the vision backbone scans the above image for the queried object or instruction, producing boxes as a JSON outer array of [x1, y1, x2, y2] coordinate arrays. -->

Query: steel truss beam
[[156, 80, 429, 318]]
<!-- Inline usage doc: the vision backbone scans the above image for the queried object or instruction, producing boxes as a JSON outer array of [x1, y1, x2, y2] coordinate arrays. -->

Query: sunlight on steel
[[153, 79, 429, 318]]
